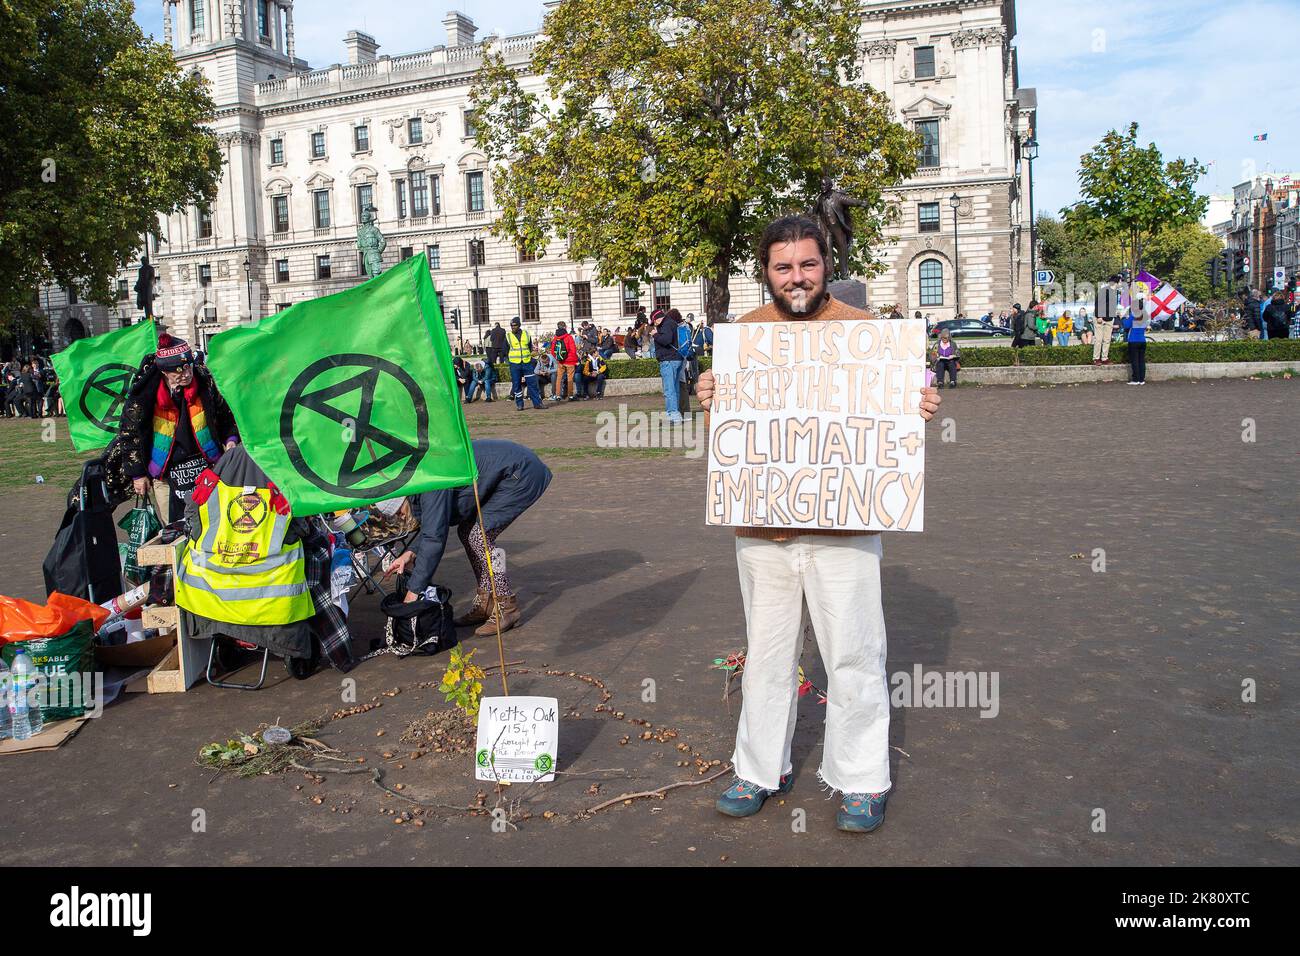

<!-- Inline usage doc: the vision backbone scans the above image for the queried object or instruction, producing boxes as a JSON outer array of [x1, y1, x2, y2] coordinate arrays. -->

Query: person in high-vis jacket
[[175, 444, 317, 664], [505, 316, 545, 411]]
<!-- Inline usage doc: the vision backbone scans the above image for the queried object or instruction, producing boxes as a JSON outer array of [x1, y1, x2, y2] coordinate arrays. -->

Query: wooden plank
[[141, 604, 179, 630], [145, 644, 185, 694], [137, 538, 181, 567]]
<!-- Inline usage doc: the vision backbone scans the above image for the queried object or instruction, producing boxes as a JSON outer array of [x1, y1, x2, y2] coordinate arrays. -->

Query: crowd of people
[[1, 356, 62, 418]]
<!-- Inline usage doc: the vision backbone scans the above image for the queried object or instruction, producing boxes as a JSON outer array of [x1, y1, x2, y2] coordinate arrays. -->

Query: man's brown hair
[[757, 215, 829, 270]]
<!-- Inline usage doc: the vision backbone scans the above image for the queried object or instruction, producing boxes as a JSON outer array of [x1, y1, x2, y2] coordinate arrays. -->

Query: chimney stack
[[443, 11, 478, 47], [344, 30, 380, 65]]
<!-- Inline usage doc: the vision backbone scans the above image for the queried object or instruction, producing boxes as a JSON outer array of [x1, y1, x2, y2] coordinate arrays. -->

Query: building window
[[197, 205, 213, 239], [518, 244, 537, 263], [117, 279, 129, 301], [408, 117, 423, 144], [275, 259, 290, 283], [519, 285, 540, 324], [393, 178, 407, 218], [426, 244, 441, 269], [310, 131, 326, 159], [471, 287, 489, 325], [400, 246, 414, 260], [355, 183, 374, 221], [190, 0, 204, 34], [916, 119, 940, 168], [276, 302, 292, 312], [914, 46, 936, 79], [431, 175, 441, 215], [270, 138, 284, 165], [411, 170, 429, 217], [203, 305, 217, 323], [919, 259, 943, 306], [571, 281, 592, 321], [272, 194, 289, 233], [258, 0, 270, 36], [918, 202, 940, 233], [463, 109, 478, 138], [198, 263, 212, 286], [313, 190, 331, 228], [621, 281, 640, 317], [316, 254, 331, 280], [468, 239, 485, 267], [466, 171, 485, 212], [653, 278, 671, 310], [354, 125, 369, 152]]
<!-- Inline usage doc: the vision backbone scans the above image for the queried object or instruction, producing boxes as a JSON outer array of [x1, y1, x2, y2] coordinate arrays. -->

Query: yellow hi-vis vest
[[506, 329, 532, 364], [174, 481, 314, 626]]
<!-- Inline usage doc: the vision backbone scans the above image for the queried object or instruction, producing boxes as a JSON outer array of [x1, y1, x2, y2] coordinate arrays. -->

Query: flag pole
[[471, 482, 509, 696]]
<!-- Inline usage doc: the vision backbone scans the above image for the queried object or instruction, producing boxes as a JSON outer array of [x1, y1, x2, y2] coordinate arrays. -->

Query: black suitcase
[[43, 459, 124, 604]]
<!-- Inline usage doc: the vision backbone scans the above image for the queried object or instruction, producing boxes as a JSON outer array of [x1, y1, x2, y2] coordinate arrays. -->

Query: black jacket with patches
[[117, 357, 239, 480]]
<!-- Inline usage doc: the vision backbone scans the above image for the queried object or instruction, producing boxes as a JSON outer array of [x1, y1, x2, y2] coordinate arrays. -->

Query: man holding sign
[[696, 215, 941, 833]]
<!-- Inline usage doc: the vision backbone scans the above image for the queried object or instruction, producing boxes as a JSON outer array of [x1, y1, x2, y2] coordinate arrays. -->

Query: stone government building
[[41, 0, 1037, 350]]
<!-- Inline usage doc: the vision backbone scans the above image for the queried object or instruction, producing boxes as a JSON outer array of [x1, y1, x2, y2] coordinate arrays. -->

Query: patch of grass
[[533, 445, 676, 462], [0, 418, 99, 489]]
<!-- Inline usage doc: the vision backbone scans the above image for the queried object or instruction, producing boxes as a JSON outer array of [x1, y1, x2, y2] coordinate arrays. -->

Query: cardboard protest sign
[[705, 319, 926, 532], [475, 696, 559, 783]]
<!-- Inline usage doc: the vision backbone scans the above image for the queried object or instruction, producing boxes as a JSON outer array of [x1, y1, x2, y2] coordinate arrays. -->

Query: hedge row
[[486, 340, 1299, 378], [954, 339, 1300, 367]]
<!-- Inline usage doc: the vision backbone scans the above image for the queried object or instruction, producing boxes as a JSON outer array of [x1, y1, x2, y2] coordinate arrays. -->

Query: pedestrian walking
[[505, 316, 545, 410]]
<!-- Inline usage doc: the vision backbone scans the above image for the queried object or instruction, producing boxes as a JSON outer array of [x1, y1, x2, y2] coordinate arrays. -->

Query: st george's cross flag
[[205, 253, 476, 516], [1135, 271, 1187, 319], [51, 319, 158, 450]]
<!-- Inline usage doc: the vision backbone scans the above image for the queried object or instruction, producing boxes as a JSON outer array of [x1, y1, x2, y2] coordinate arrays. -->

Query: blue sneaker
[[715, 773, 793, 818], [836, 789, 890, 833]]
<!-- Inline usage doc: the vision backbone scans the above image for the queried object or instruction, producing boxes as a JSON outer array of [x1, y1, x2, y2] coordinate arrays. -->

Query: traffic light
[[451, 307, 461, 329], [1235, 254, 1250, 280], [1204, 255, 1220, 291]]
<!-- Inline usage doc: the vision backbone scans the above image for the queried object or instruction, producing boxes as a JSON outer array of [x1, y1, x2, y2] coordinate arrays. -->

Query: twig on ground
[[586, 763, 733, 814]]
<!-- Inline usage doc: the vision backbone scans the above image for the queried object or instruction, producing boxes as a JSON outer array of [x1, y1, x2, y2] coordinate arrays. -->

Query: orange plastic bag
[[0, 592, 111, 644]]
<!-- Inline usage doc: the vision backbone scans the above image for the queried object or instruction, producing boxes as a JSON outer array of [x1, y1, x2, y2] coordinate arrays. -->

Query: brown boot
[[474, 594, 520, 636], [455, 589, 493, 627]]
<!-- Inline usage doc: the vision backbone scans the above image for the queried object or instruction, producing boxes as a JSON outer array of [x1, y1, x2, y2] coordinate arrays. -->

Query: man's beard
[[766, 276, 828, 319]]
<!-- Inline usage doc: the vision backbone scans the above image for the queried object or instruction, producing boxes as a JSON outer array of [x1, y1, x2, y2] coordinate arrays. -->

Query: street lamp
[[1023, 136, 1039, 300], [242, 256, 253, 322], [949, 192, 962, 317]]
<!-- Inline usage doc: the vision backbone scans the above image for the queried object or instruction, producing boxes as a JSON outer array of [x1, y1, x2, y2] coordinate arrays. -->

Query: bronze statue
[[357, 204, 387, 277], [813, 177, 871, 281], [134, 255, 156, 318]]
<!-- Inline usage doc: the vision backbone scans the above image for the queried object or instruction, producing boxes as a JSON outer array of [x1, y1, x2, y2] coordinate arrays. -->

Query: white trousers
[[731, 534, 891, 794]]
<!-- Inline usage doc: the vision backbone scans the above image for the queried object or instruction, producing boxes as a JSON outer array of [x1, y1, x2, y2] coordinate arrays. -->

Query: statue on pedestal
[[356, 204, 387, 278], [812, 177, 872, 281], [134, 255, 156, 319]]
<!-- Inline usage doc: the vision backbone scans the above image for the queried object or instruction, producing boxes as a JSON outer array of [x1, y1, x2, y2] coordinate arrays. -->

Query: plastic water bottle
[[0, 658, 11, 740], [8, 648, 44, 740]]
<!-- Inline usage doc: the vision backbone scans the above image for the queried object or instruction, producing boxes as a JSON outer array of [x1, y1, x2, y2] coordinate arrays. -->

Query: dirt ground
[[0, 379, 1296, 866]]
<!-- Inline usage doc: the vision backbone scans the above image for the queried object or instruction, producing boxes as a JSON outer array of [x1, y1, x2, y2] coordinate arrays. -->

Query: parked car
[[928, 319, 1013, 339]]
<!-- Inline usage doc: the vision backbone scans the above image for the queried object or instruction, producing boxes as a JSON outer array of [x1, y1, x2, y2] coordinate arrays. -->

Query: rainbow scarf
[[149, 376, 220, 477]]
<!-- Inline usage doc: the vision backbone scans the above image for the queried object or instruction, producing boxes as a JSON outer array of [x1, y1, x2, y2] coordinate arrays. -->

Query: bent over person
[[695, 215, 942, 833], [385, 440, 552, 636], [119, 334, 239, 522]]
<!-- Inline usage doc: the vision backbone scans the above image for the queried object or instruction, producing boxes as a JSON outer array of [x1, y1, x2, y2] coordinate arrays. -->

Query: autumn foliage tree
[[0, 0, 222, 330], [471, 0, 919, 323]]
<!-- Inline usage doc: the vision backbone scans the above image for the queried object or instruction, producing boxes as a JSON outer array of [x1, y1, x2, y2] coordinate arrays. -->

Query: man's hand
[[132, 476, 150, 496], [224, 439, 238, 451], [403, 590, 419, 604], [696, 368, 715, 410], [918, 386, 942, 422]]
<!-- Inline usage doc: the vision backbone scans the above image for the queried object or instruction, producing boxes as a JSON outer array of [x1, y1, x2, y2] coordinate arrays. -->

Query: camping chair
[[347, 529, 419, 603], [205, 637, 271, 691]]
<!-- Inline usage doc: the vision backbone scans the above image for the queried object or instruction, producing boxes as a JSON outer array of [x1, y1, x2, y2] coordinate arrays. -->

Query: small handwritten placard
[[474, 696, 560, 783]]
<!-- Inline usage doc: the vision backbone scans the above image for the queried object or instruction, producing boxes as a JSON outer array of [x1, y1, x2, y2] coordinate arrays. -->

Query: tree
[[470, 0, 919, 323], [1143, 222, 1222, 304], [1075, 122, 1208, 277], [1036, 212, 1122, 285], [0, 0, 222, 326]]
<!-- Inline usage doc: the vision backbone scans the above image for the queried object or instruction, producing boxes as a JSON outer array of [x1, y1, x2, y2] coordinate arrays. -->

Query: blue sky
[[134, 0, 1292, 219]]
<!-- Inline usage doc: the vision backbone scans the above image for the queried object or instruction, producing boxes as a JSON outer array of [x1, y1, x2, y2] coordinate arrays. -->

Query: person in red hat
[[118, 333, 240, 522]]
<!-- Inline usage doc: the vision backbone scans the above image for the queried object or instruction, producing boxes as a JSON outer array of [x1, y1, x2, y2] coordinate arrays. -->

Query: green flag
[[206, 253, 475, 516], [51, 320, 158, 451]]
